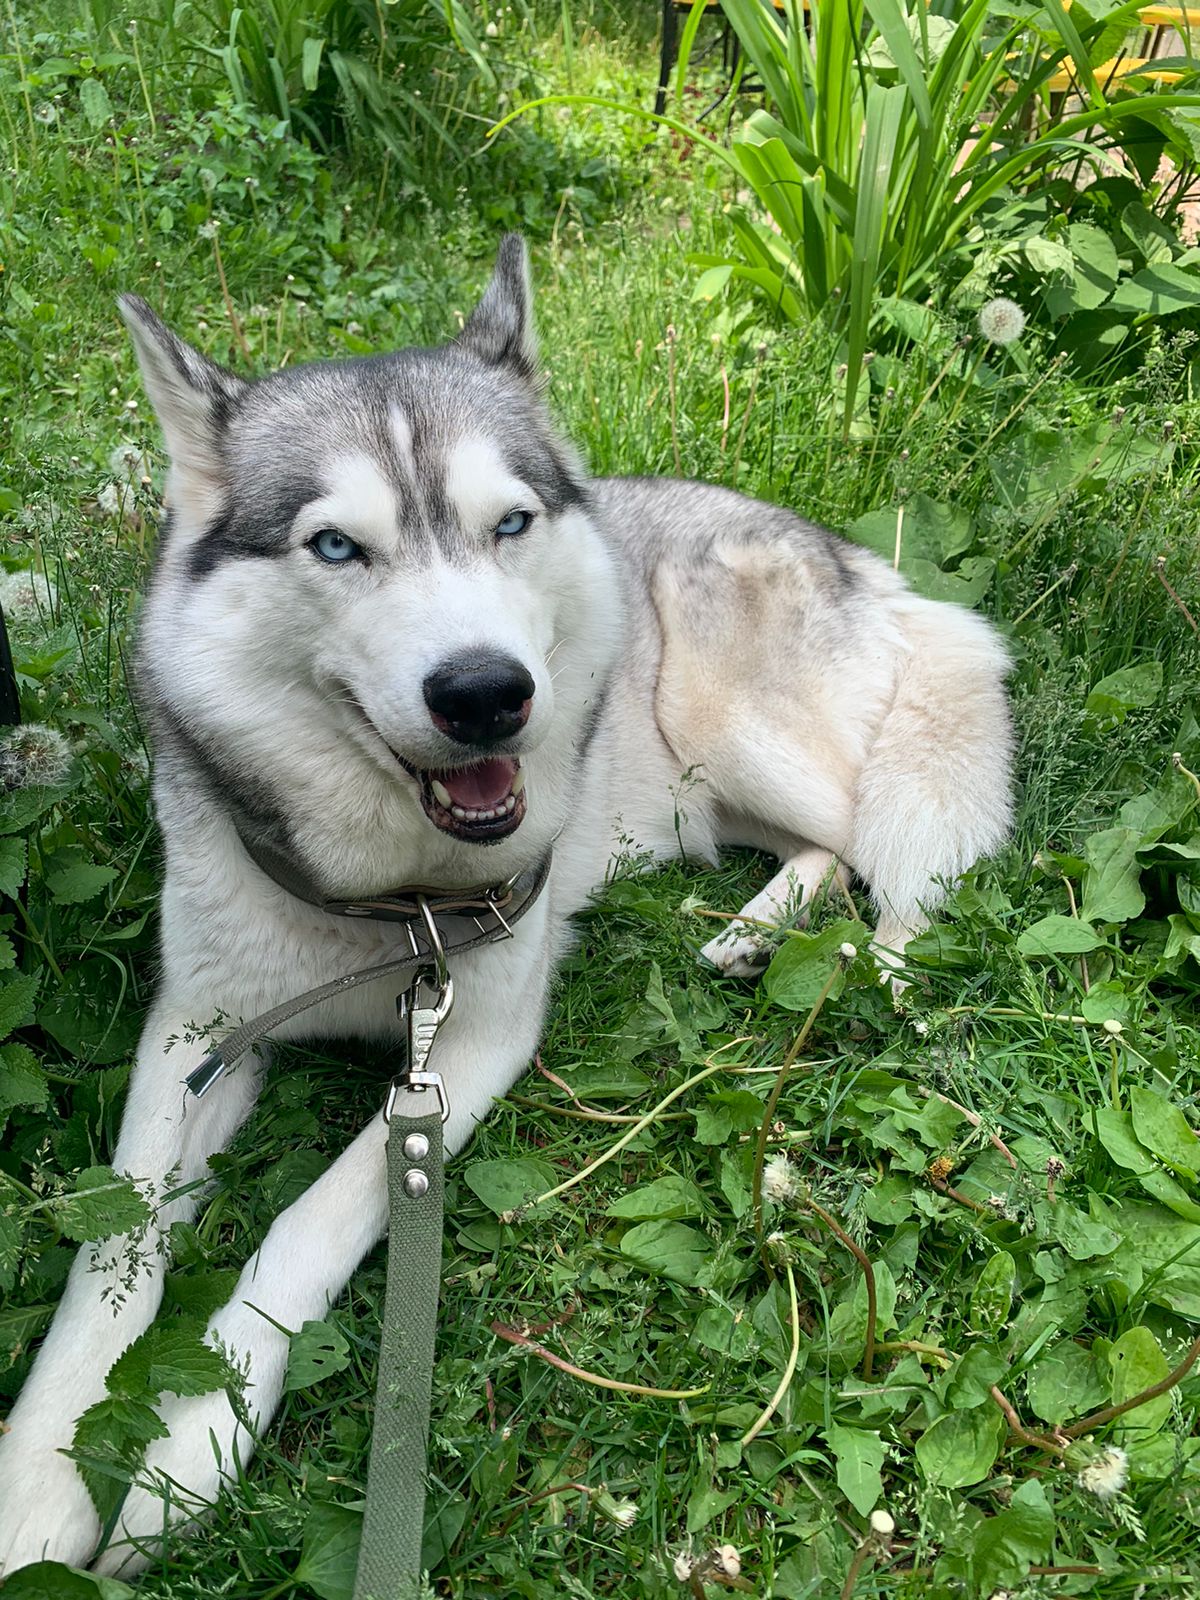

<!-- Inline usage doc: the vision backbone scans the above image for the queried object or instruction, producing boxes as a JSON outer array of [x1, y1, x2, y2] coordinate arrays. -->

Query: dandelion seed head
[[0, 568, 57, 618], [977, 297, 1026, 346], [1077, 1446, 1128, 1500], [0, 724, 71, 789], [762, 1153, 800, 1206]]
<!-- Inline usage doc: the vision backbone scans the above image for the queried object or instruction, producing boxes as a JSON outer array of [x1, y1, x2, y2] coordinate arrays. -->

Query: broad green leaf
[[824, 1423, 884, 1516], [107, 1324, 227, 1398], [293, 1503, 362, 1600], [1049, 1199, 1121, 1261], [0, 1562, 135, 1599], [619, 1219, 714, 1285], [462, 1157, 556, 1215], [1085, 661, 1162, 728], [971, 1478, 1054, 1593], [1137, 1167, 1200, 1224], [0, 1210, 21, 1295], [969, 1251, 1015, 1335], [0, 835, 27, 897], [916, 1405, 1004, 1487], [1066, 221, 1119, 309], [0, 973, 39, 1039], [686, 1479, 741, 1532], [692, 1089, 763, 1145], [761, 919, 858, 1011], [1108, 1326, 1172, 1441], [45, 858, 118, 905], [285, 1319, 351, 1392], [0, 782, 71, 834], [1016, 914, 1104, 956], [1094, 1107, 1153, 1174], [1082, 827, 1145, 923], [0, 1041, 48, 1133], [79, 77, 114, 129], [1129, 1086, 1199, 1179], [54, 1166, 150, 1243], [606, 1175, 707, 1220], [1026, 1341, 1107, 1424], [1109, 261, 1200, 317], [38, 958, 140, 1064], [691, 1303, 757, 1359], [1109, 1204, 1200, 1318]]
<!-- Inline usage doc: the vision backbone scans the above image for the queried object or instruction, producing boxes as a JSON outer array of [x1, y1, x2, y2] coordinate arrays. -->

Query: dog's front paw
[[0, 1436, 102, 1576], [92, 1388, 243, 1577], [700, 923, 773, 977]]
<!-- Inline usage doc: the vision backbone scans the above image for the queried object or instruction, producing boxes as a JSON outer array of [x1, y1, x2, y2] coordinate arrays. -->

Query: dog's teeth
[[451, 806, 467, 819], [431, 780, 452, 808], [510, 767, 526, 797], [479, 808, 495, 820], [504, 795, 516, 812]]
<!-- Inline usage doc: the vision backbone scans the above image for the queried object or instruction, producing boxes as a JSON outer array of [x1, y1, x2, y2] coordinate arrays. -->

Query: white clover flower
[[0, 568, 57, 619], [1077, 1445, 1128, 1500], [672, 1551, 695, 1581], [0, 724, 71, 789], [762, 1152, 800, 1206], [978, 297, 1026, 346], [869, 1508, 895, 1537], [713, 1544, 741, 1577]]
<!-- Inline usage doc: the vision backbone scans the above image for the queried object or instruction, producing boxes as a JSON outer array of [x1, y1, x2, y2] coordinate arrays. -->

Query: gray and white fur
[[0, 235, 1013, 1577]]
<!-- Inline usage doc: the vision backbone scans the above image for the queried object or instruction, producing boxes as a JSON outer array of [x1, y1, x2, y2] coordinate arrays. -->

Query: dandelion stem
[[1154, 556, 1199, 636], [1063, 1333, 1200, 1440], [666, 325, 681, 477], [531, 1040, 752, 1207], [990, 1384, 1065, 1455], [752, 963, 842, 1245], [740, 1262, 800, 1445], [807, 1197, 877, 1380], [491, 1321, 709, 1399], [919, 1089, 1016, 1168], [1173, 752, 1200, 805]]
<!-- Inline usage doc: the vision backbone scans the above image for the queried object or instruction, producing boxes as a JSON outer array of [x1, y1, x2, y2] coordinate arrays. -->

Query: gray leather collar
[[184, 828, 553, 1099]]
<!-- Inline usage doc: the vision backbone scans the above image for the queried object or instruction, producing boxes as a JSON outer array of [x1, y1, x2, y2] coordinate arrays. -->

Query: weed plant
[[1, 4, 1199, 1597]]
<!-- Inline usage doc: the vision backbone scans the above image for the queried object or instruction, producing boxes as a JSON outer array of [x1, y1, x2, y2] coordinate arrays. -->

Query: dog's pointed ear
[[118, 296, 246, 485], [456, 234, 537, 379]]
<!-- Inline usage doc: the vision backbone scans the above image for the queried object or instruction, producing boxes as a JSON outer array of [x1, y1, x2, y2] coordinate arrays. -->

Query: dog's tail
[[849, 594, 1014, 959]]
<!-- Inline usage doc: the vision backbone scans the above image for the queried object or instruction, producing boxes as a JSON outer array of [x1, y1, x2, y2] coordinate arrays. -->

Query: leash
[[184, 845, 553, 1598]]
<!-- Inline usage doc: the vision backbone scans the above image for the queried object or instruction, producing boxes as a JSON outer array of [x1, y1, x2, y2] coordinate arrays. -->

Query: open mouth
[[398, 755, 527, 843]]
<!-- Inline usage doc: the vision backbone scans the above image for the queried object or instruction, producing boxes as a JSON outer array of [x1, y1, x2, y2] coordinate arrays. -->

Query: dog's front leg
[[0, 1001, 266, 1577], [93, 941, 550, 1577]]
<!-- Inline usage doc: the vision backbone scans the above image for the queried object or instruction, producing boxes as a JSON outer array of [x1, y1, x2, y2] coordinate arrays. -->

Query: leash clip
[[386, 898, 453, 1124]]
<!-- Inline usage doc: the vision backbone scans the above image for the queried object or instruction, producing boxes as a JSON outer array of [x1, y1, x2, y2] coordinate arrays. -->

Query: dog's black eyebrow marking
[[503, 444, 588, 515], [187, 475, 324, 579]]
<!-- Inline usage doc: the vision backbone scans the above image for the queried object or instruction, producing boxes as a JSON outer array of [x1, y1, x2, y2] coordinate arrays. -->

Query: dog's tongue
[[438, 758, 517, 810]]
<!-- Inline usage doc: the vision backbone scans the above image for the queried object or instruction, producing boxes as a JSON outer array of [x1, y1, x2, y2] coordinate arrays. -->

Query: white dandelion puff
[[0, 568, 57, 619], [0, 724, 71, 789], [762, 1153, 800, 1206], [977, 297, 1026, 347], [109, 443, 150, 483], [1077, 1446, 1128, 1501]]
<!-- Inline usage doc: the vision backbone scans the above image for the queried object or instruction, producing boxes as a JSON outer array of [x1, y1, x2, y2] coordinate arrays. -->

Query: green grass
[[2, 3, 1200, 1597]]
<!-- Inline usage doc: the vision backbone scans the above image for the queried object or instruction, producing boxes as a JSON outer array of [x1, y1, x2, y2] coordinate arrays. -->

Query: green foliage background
[[1, 1, 1200, 1595]]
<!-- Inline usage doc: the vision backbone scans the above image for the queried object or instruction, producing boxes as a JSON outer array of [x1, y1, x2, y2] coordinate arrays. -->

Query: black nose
[[423, 653, 535, 746]]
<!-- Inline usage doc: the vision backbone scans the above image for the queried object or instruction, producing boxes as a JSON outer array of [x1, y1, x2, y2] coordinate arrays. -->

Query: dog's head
[[123, 236, 621, 894]]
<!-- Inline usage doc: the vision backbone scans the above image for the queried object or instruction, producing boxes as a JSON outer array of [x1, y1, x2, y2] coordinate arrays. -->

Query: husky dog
[[0, 236, 1012, 1577]]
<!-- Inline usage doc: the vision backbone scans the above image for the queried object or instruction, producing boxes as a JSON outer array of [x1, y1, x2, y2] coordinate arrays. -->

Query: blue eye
[[311, 529, 362, 564], [495, 509, 533, 538]]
